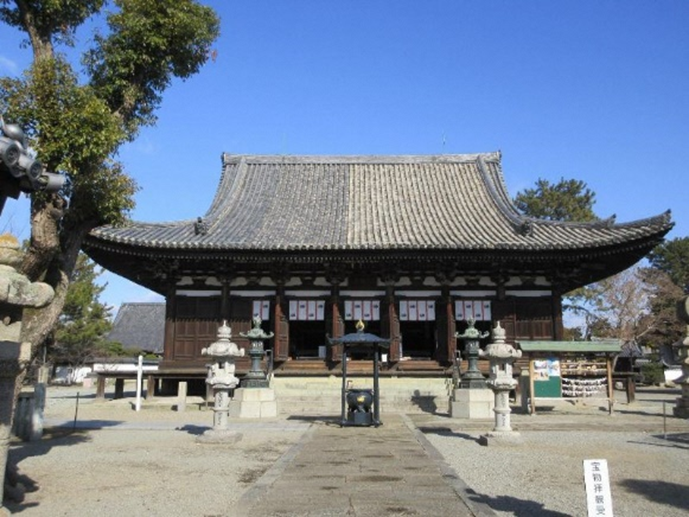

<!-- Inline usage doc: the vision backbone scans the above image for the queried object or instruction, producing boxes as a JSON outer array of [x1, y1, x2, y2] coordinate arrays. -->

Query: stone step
[[271, 377, 452, 414]]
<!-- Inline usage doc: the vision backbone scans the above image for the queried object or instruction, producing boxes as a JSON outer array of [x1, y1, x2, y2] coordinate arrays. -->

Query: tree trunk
[[21, 194, 65, 282], [20, 204, 91, 353]]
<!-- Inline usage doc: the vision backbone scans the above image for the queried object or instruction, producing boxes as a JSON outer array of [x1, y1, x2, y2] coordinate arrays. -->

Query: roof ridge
[[221, 152, 500, 164], [474, 154, 531, 236], [522, 209, 673, 230]]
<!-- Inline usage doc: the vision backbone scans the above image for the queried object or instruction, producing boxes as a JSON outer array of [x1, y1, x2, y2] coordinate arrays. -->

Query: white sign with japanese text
[[583, 459, 613, 517]]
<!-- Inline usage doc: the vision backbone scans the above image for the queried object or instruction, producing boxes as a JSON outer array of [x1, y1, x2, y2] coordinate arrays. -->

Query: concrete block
[[229, 389, 279, 418], [449, 388, 494, 419]]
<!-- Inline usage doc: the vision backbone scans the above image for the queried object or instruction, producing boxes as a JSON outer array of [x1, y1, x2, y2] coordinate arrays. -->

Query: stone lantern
[[0, 234, 54, 509], [199, 321, 245, 442], [449, 318, 494, 419], [479, 322, 523, 445], [673, 296, 689, 418], [228, 316, 279, 419], [239, 314, 274, 388]]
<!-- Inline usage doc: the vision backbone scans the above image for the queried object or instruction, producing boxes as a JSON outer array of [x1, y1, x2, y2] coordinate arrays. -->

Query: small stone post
[[479, 322, 523, 445], [673, 296, 689, 418], [198, 321, 245, 443]]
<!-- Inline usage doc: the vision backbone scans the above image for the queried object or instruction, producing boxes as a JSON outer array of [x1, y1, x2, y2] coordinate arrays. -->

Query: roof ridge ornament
[[518, 219, 534, 237], [194, 216, 208, 236]]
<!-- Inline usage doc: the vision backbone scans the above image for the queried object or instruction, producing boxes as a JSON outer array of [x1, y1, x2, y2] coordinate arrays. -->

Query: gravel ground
[[426, 429, 689, 517], [6, 387, 309, 516], [5, 384, 689, 516]]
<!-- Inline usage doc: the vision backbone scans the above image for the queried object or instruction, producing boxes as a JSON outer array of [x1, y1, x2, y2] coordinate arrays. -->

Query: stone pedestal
[[449, 388, 494, 419], [230, 387, 278, 419], [673, 393, 689, 418]]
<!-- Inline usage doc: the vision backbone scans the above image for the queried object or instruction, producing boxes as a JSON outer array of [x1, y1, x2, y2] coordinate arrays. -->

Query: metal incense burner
[[327, 321, 390, 427]]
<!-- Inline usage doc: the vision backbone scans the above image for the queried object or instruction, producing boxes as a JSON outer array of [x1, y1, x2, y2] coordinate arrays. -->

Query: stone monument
[[479, 322, 523, 445], [673, 296, 689, 418], [449, 318, 494, 419], [0, 235, 54, 511], [230, 315, 278, 418], [198, 321, 245, 443]]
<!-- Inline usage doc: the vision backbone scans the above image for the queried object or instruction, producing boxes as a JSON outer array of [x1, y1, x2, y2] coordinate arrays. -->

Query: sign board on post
[[583, 459, 613, 517]]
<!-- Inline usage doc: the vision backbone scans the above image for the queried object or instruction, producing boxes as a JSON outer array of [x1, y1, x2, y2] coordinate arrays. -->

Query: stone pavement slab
[[235, 414, 495, 516]]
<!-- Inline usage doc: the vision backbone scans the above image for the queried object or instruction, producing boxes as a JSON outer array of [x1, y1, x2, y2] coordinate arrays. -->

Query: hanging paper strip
[[482, 300, 492, 321], [252, 300, 270, 320], [455, 300, 492, 321], [399, 300, 408, 320], [289, 299, 326, 320], [399, 300, 436, 321]]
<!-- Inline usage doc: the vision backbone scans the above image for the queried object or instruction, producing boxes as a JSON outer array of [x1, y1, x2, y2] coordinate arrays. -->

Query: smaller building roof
[[108, 302, 165, 354], [517, 340, 621, 354]]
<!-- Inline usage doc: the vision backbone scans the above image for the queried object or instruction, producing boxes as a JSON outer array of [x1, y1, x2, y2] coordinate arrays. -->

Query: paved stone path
[[235, 414, 494, 517]]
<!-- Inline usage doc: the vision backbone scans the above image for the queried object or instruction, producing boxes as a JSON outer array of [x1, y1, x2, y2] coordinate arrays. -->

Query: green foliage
[[1, 56, 136, 225], [640, 361, 665, 385], [514, 177, 598, 222], [0, 0, 220, 349], [85, 0, 221, 131], [0, 1, 104, 47], [648, 237, 689, 294], [51, 253, 113, 365], [562, 326, 584, 341], [101, 340, 142, 358], [0, 0, 219, 229]]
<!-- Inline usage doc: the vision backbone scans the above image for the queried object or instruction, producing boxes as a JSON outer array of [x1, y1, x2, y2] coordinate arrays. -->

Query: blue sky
[[1, 1, 688, 315]]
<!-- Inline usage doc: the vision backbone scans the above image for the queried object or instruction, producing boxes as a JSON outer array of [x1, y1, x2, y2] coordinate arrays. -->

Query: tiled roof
[[107, 302, 165, 354], [88, 153, 673, 253]]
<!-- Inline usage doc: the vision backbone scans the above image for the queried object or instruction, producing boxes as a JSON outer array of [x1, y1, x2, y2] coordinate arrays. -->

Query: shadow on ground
[[411, 390, 438, 414], [417, 426, 480, 443], [6, 430, 93, 513], [176, 424, 210, 435], [620, 479, 689, 512], [286, 415, 342, 426], [466, 488, 571, 517]]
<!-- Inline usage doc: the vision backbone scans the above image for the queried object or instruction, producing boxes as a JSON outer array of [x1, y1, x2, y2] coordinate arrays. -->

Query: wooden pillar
[[273, 284, 289, 361], [385, 285, 401, 362], [220, 278, 231, 321], [329, 284, 343, 362], [114, 378, 124, 399], [552, 292, 564, 340], [164, 285, 176, 362], [606, 355, 614, 414], [437, 287, 456, 365]]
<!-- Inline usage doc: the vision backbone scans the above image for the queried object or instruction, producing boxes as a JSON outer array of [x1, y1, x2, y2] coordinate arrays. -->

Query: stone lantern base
[[230, 387, 278, 419], [449, 388, 494, 419], [673, 389, 689, 418]]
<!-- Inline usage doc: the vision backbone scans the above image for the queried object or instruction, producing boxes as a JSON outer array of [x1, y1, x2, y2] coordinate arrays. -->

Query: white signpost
[[583, 459, 614, 517]]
